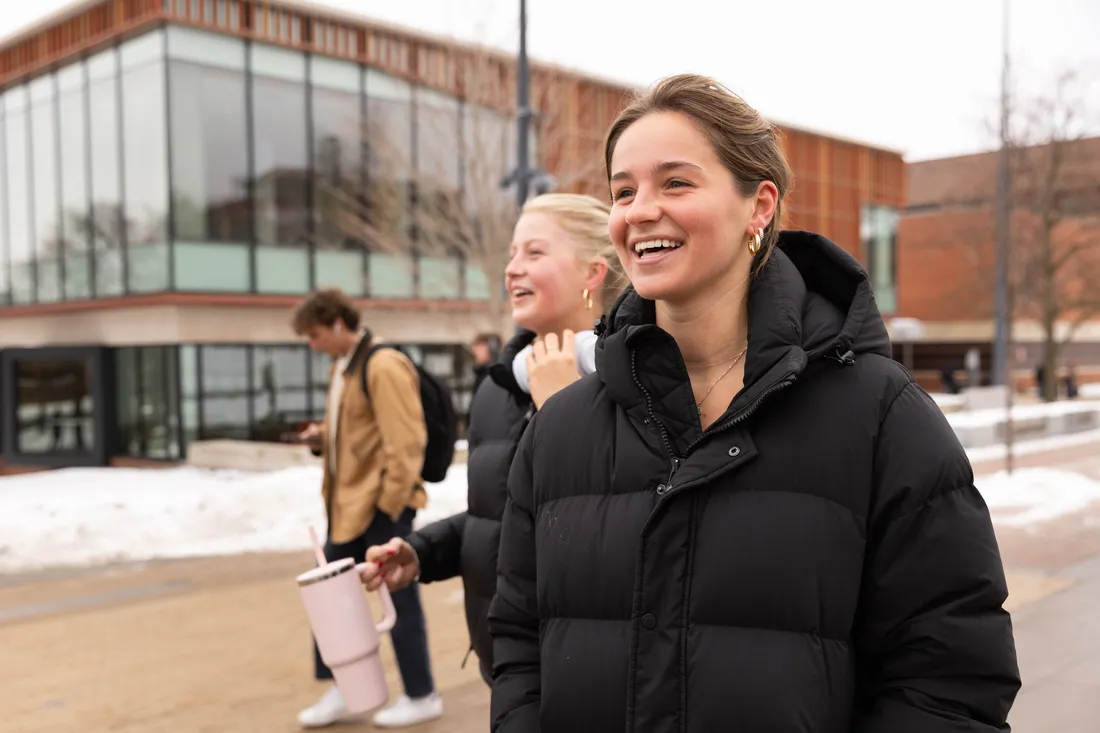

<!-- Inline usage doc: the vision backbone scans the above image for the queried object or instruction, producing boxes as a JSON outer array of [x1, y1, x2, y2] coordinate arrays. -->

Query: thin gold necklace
[[695, 344, 748, 416]]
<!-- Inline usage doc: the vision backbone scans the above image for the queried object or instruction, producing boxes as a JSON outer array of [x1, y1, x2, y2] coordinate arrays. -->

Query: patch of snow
[[1080, 383, 1100, 398], [0, 464, 468, 574], [946, 399, 1100, 429], [930, 393, 967, 410], [965, 428, 1100, 463], [976, 468, 1100, 528]]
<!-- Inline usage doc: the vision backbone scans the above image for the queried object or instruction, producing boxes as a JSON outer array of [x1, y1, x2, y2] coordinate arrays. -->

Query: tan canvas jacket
[[319, 337, 428, 544]]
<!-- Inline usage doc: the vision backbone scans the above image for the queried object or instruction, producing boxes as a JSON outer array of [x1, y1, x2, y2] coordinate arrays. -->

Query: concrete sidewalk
[[0, 552, 489, 733]]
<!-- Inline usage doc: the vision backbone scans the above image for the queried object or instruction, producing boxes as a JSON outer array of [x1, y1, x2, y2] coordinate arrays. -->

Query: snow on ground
[[0, 464, 467, 574], [976, 468, 1100, 528], [944, 397, 1100, 429], [4, 430, 1100, 573]]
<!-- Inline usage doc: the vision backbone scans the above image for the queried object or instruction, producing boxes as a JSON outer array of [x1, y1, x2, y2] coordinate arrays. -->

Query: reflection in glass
[[365, 70, 414, 297], [115, 348, 142, 455], [88, 50, 124, 297], [168, 57, 251, 292], [862, 205, 899, 315], [5, 88, 33, 303], [59, 65, 92, 299], [310, 349, 331, 420], [460, 104, 514, 302], [312, 57, 366, 295], [179, 345, 200, 446], [30, 76, 61, 303], [199, 345, 250, 439], [14, 359, 95, 454], [140, 347, 180, 459], [415, 88, 463, 299], [251, 45, 309, 294], [251, 346, 311, 441], [122, 57, 170, 293]]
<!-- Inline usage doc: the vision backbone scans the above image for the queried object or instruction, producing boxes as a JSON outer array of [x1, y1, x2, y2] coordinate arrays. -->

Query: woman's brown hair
[[604, 74, 793, 272]]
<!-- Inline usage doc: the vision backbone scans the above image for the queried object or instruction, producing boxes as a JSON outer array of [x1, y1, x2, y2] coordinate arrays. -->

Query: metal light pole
[[991, 0, 1012, 387], [515, 0, 532, 210], [993, 0, 1017, 473], [501, 0, 555, 209]]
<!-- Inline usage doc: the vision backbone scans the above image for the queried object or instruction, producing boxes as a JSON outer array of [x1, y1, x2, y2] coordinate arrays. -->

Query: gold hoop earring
[[748, 230, 762, 256], [582, 288, 593, 310]]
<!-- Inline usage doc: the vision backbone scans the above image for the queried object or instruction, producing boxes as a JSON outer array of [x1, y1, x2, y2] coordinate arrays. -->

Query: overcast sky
[[2, 0, 1098, 160]]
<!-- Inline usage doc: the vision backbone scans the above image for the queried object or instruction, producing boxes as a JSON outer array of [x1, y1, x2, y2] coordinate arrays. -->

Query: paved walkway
[[0, 552, 488, 733], [4, 436, 1100, 732]]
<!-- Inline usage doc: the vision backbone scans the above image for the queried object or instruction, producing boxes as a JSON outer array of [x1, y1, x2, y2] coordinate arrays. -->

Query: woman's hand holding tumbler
[[359, 538, 421, 592]]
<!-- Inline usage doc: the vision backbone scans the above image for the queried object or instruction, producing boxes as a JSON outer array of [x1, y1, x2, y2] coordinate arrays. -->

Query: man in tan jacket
[[292, 289, 442, 729]]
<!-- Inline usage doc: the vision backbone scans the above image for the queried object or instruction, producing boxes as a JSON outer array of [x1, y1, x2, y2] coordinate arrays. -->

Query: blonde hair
[[521, 193, 627, 314], [604, 74, 793, 274]]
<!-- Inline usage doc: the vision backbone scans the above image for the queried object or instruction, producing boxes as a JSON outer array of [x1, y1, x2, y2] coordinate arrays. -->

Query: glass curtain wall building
[[0, 23, 519, 466], [0, 25, 516, 303]]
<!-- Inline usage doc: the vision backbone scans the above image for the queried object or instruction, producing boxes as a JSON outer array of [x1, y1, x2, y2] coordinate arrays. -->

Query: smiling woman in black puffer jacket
[[359, 193, 626, 686], [488, 74, 1020, 733]]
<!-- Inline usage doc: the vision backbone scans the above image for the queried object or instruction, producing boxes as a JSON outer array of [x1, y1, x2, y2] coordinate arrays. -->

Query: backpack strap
[[359, 344, 391, 399]]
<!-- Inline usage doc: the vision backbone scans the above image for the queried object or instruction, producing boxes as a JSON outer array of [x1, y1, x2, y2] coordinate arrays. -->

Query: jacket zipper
[[631, 348, 795, 495]]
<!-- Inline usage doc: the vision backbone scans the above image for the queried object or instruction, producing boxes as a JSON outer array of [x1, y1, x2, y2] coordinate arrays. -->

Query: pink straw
[[308, 525, 327, 567]]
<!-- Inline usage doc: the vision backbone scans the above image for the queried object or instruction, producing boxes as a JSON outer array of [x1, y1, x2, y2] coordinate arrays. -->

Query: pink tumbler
[[297, 557, 398, 714]]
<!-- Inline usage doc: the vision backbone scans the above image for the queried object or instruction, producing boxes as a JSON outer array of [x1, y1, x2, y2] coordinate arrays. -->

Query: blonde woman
[[489, 75, 1020, 732], [359, 194, 626, 698]]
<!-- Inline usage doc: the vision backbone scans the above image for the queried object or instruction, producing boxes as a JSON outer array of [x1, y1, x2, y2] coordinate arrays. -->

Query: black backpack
[[360, 345, 458, 483]]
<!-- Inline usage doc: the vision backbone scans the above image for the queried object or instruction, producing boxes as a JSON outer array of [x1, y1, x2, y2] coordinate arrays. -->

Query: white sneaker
[[371, 693, 444, 728], [297, 685, 350, 728]]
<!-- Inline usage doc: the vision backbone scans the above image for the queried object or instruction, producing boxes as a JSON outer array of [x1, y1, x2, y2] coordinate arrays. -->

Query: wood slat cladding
[[0, 0, 904, 252]]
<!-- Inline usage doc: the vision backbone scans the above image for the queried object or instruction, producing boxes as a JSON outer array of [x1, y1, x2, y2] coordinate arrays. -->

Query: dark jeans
[[313, 507, 436, 699]]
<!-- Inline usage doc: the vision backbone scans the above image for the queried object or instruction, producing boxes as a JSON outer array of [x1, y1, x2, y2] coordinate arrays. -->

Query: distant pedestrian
[[292, 288, 443, 729]]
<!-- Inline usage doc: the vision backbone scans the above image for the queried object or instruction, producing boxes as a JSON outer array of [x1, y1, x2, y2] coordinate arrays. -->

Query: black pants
[[313, 508, 436, 699]]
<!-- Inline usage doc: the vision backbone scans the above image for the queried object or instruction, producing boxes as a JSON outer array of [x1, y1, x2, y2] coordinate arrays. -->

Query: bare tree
[[1005, 70, 1100, 400], [313, 47, 612, 337]]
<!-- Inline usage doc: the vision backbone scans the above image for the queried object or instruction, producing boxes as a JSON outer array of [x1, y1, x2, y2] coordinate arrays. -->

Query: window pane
[[59, 68, 92, 300], [179, 344, 200, 449], [122, 57, 170, 293], [462, 104, 514, 302], [365, 68, 413, 293], [168, 59, 250, 291], [369, 252, 415, 298], [312, 61, 366, 295], [166, 25, 245, 70], [5, 88, 32, 304], [115, 347, 142, 456], [14, 359, 95, 454], [30, 76, 61, 303], [199, 345, 250, 439], [310, 349, 330, 419], [251, 51, 309, 293], [89, 58, 124, 297], [251, 345, 310, 441], [420, 256, 460, 299], [139, 346, 179, 459], [862, 205, 899, 315], [415, 88, 462, 298]]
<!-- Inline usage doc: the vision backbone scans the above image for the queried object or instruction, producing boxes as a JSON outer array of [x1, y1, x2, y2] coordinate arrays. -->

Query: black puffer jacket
[[488, 232, 1020, 732], [408, 330, 534, 684]]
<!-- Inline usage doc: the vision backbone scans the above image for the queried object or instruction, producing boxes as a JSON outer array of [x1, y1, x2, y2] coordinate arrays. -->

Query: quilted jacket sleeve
[[406, 512, 468, 584], [855, 381, 1021, 732], [487, 422, 542, 733]]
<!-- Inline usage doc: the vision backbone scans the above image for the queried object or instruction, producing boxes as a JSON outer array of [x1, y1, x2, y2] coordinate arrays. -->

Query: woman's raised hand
[[526, 329, 580, 409]]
